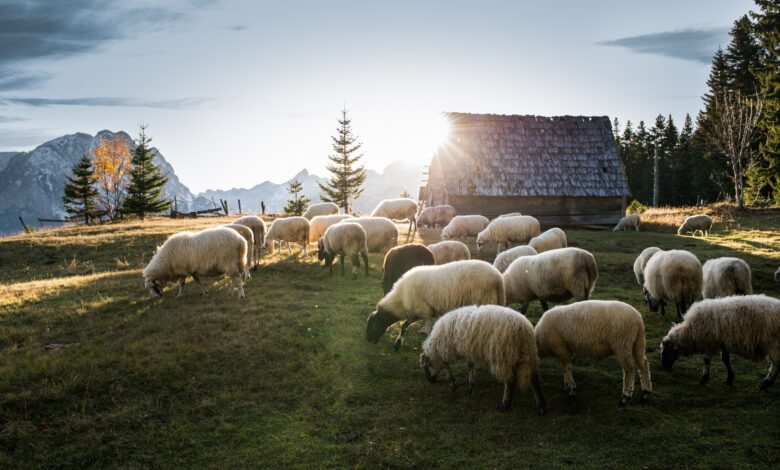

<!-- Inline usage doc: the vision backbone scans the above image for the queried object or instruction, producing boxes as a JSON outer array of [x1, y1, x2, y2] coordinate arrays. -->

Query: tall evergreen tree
[[318, 109, 367, 211], [122, 125, 171, 219], [62, 151, 98, 222], [284, 178, 311, 216], [725, 15, 763, 98]]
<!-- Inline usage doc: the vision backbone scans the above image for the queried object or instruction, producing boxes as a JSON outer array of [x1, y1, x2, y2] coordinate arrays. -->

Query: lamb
[[366, 260, 505, 350], [338, 216, 398, 252], [371, 198, 418, 240], [492, 245, 537, 273], [143, 227, 247, 299], [441, 215, 490, 245], [503, 247, 598, 315], [317, 222, 369, 279], [677, 214, 714, 236], [702, 257, 753, 299], [232, 215, 267, 268], [416, 205, 457, 228], [264, 216, 310, 256], [420, 305, 545, 414], [643, 249, 702, 320], [633, 247, 661, 286], [535, 301, 652, 405], [613, 213, 641, 232], [660, 294, 780, 390], [303, 202, 339, 220], [381, 243, 436, 294], [476, 215, 541, 255], [427, 240, 471, 265], [309, 214, 354, 243], [528, 227, 567, 253], [219, 223, 254, 279]]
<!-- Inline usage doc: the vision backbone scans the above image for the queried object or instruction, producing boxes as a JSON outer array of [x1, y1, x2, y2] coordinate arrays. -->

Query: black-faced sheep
[[535, 300, 652, 405], [677, 214, 713, 236], [492, 245, 537, 273], [381, 243, 436, 295], [528, 227, 567, 253], [371, 198, 418, 240], [477, 215, 541, 255], [643, 249, 702, 320], [366, 260, 505, 350], [633, 246, 661, 286], [317, 222, 369, 279], [232, 215, 267, 268], [702, 257, 753, 299], [420, 305, 545, 414], [219, 223, 254, 279], [264, 216, 310, 256], [613, 213, 641, 232], [503, 247, 598, 315], [303, 202, 339, 219], [417, 205, 456, 228], [661, 295, 780, 390], [143, 227, 247, 299], [338, 216, 398, 253], [309, 214, 354, 244], [427, 240, 471, 265]]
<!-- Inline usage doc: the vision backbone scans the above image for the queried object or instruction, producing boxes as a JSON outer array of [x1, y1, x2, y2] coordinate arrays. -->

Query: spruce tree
[[122, 125, 171, 219], [284, 178, 311, 216], [318, 109, 367, 211], [62, 151, 98, 223]]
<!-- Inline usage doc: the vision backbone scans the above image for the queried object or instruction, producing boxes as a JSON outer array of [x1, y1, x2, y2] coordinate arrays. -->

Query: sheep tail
[[496, 277, 506, 306], [583, 256, 598, 299]]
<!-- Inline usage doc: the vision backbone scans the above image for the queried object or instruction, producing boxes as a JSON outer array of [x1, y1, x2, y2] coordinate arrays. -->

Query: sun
[[421, 112, 452, 154]]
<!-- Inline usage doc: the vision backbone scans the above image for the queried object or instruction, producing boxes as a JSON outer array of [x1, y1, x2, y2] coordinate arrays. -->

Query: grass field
[[1, 209, 779, 469]]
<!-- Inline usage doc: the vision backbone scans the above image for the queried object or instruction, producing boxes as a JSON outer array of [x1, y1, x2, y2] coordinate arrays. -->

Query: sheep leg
[[418, 317, 433, 335], [676, 302, 686, 321], [340, 254, 346, 276], [563, 361, 576, 396], [446, 366, 457, 391], [467, 362, 475, 393], [519, 301, 529, 315], [760, 362, 778, 391], [659, 302, 666, 317], [287, 241, 293, 255], [351, 253, 359, 280], [699, 355, 711, 385], [192, 275, 209, 295], [636, 353, 652, 400], [531, 372, 546, 415], [362, 252, 369, 276], [393, 320, 410, 351], [500, 380, 516, 412], [301, 242, 308, 257], [618, 351, 636, 406], [232, 274, 245, 299], [176, 276, 186, 297], [722, 350, 735, 386], [540, 300, 549, 312]]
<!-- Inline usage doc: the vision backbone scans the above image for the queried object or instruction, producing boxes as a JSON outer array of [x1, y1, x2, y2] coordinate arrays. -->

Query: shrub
[[626, 200, 648, 215]]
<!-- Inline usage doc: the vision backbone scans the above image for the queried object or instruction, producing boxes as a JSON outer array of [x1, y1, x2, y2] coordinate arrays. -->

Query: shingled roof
[[428, 113, 631, 198]]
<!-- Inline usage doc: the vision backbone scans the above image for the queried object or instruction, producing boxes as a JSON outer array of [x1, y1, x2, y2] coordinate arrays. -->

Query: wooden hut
[[421, 113, 631, 227]]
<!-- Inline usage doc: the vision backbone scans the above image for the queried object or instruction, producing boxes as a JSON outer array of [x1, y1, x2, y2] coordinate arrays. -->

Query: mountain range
[[0, 131, 425, 235]]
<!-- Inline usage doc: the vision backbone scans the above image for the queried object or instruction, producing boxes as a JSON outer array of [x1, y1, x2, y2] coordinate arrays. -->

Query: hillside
[[0, 209, 778, 468]]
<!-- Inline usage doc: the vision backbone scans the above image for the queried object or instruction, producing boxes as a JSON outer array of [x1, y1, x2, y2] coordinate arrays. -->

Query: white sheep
[[417, 205, 456, 228], [643, 250, 702, 320], [503, 247, 598, 315], [232, 215, 267, 268], [143, 227, 247, 299], [528, 227, 567, 253], [702, 257, 753, 299], [492, 245, 537, 273], [535, 300, 652, 405], [317, 222, 369, 279], [303, 202, 339, 220], [371, 198, 418, 240], [366, 260, 505, 350], [441, 215, 490, 247], [613, 213, 641, 232], [677, 214, 714, 236], [309, 214, 354, 243], [633, 247, 661, 286], [497, 212, 523, 218], [661, 294, 780, 390], [477, 215, 541, 255], [427, 240, 471, 265], [338, 216, 398, 252], [420, 305, 545, 414], [219, 223, 254, 280], [264, 216, 310, 256]]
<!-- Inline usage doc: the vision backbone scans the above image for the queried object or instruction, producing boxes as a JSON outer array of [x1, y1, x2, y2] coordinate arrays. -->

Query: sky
[[0, 0, 758, 193]]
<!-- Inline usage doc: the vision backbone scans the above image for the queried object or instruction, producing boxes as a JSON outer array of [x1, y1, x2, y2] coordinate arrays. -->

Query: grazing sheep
[[371, 198, 418, 240], [303, 202, 339, 220], [643, 250, 702, 320], [661, 295, 780, 390], [633, 247, 661, 286], [338, 216, 398, 252], [497, 212, 523, 218], [309, 214, 354, 243], [528, 227, 567, 253], [417, 205, 457, 228], [219, 223, 254, 279], [477, 215, 541, 255], [420, 305, 545, 414], [427, 240, 471, 265], [143, 227, 247, 299], [264, 216, 310, 256], [381, 244, 436, 294], [503, 247, 598, 315], [613, 213, 641, 232], [535, 301, 652, 405], [677, 214, 714, 236], [702, 257, 753, 299], [317, 222, 369, 279], [232, 215, 267, 268], [366, 260, 505, 350], [492, 245, 537, 273], [441, 215, 490, 245]]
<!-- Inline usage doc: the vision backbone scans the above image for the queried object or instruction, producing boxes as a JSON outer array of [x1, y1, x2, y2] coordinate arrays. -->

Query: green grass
[[1, 213, 779, 469]]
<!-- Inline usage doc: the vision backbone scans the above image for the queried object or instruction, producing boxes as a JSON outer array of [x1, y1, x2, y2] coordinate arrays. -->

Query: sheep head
[[644, 291, 661, 313], [419, 353, 439, 383], [144, 278, 163, 298], [317, 239, 334, 265], [365, 307, 397, 343], [660, 338, 679, 369]]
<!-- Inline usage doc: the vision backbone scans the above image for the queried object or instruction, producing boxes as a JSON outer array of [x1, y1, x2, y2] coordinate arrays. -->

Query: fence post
[[238, 199, 242, 214], [19, 216, 30, 232]]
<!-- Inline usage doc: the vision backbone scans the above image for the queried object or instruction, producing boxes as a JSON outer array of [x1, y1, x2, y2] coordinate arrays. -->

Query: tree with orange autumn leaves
[[92, 135, 131, 218]]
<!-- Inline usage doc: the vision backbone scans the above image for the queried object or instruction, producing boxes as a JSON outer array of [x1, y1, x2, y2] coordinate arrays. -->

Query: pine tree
[[284, 178, 311, 216], [725, 15, 763, 98], [318, 109, 367, 211], [62, 151, 98, 223], [122, 125, 171, 219]]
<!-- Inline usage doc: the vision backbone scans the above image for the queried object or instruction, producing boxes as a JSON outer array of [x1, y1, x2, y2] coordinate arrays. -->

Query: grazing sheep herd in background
[[142, 202, 780, 414]]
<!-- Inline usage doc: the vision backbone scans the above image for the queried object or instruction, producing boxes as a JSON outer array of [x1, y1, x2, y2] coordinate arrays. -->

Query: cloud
[[224, 24, 250, 32], [0, 128, 55, 148], [0, 96, 215, 110], [0, 68, 50, 90], [598, 27, 730, 64], [0, 115, 28, 123]]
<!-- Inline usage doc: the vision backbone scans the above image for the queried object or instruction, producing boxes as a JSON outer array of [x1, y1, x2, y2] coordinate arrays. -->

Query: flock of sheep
[[141, 200, 780, 415]]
